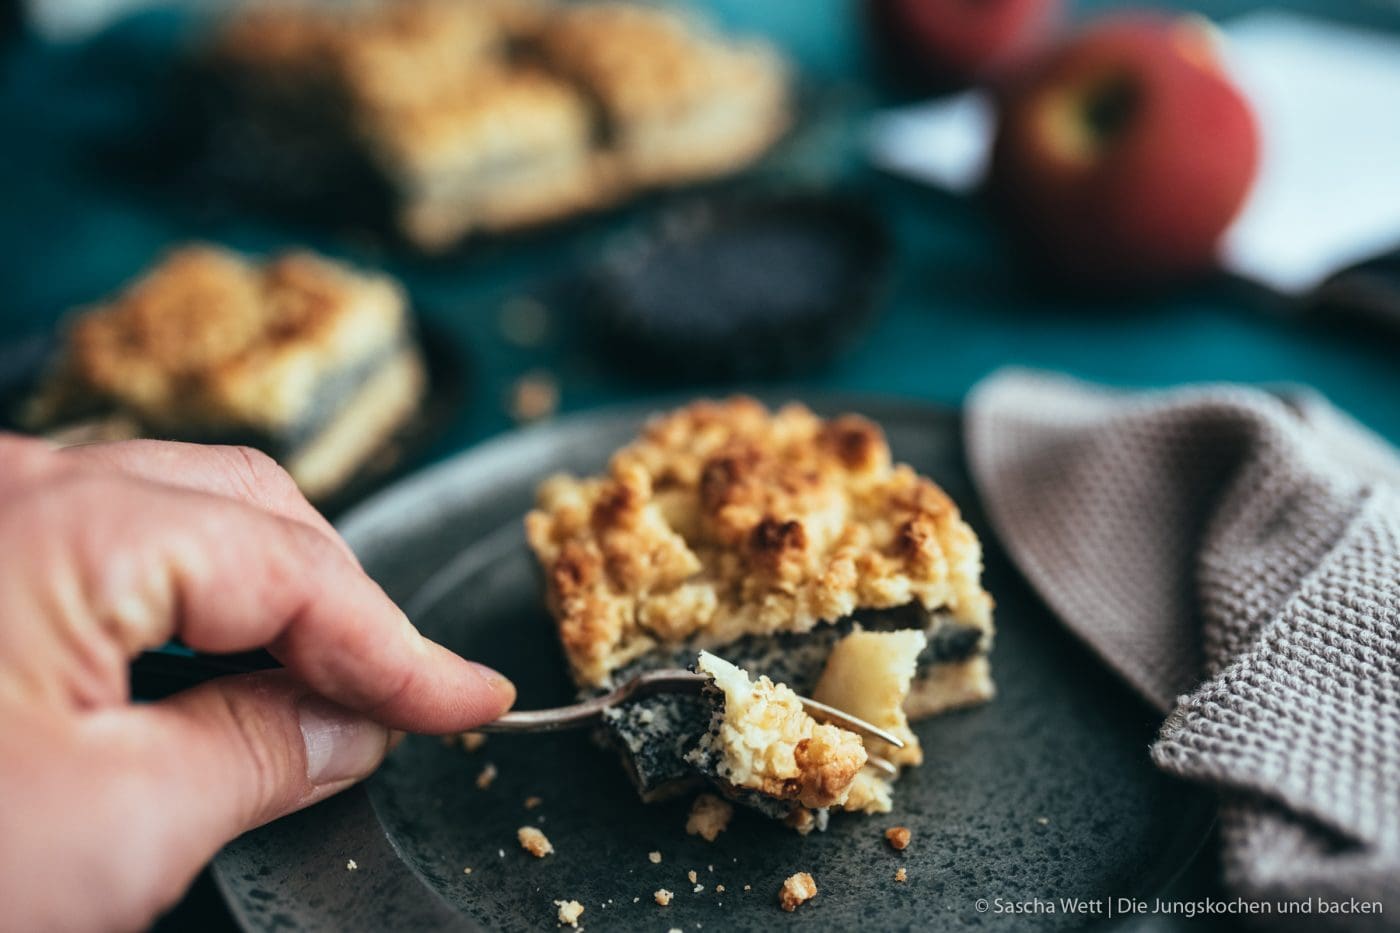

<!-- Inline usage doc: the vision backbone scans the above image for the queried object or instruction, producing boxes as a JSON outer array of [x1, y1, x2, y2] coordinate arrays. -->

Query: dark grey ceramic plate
[[212, 397, 1213, 932]]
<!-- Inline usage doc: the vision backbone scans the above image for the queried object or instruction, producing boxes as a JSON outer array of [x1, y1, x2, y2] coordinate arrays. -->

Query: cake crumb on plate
[[654, 889, 674, 906], [525, 796, 543, 810], [345, 860, 357, 871], [885, 826, 912, 850], [648, 850, 662, 864], [554, 899, 584, 927], [779, 873, 817, 912], [476, 763, 498, 789], [685, 794, 734, 842], [518, 826, 555, 858], [508, 371, 559, 424], [895, 867, 907, 883], [460, 732, 487, 752], [687, 870, 697, 884]]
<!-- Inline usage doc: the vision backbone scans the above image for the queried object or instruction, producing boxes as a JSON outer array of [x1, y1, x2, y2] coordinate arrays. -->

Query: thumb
[[127, 672, 396, 878]]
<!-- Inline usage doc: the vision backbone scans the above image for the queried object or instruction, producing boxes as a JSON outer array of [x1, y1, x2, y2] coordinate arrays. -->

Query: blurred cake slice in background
[[203, 0, 536, 242], [363, 67, 606, 252], [23, 246, 425, 501], [202, 0, 790, 251]]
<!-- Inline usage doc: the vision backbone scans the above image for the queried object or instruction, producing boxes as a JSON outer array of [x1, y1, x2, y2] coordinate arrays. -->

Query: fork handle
[[477, 697, 618, 733], [479, 669, 711, 733]]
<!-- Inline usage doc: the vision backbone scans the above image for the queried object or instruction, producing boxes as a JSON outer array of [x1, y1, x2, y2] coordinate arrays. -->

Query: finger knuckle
[[0, 471, 117, 530], [0, 433, 58, 487], [220, 444, 305, 510], [213, 681, 301, 824]]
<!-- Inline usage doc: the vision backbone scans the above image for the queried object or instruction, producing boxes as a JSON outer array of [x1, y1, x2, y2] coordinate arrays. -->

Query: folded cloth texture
[[966, 369, 1400, 929]]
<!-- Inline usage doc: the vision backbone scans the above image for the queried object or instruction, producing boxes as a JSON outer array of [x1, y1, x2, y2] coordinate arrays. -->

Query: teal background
[[1, 0, 1397, 470]]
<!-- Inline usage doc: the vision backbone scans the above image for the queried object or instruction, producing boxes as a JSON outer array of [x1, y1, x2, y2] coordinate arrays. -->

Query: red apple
[[867, 0, 1064, 91], [988, 13, 1260, 288]]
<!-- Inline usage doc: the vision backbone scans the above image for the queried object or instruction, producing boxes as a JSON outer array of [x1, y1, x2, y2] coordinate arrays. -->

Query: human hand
[[0, 435, 515, 932]]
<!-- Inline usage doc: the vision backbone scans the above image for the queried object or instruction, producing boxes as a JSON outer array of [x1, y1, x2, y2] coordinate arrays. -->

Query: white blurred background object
[[22, 0, 164, 40], [1218, 12, 1400, 294], [866, 10, 1400, 295]]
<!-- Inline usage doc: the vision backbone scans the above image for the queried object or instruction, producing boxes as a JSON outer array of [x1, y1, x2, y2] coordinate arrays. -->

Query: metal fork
[[478, 668, 906, 778]]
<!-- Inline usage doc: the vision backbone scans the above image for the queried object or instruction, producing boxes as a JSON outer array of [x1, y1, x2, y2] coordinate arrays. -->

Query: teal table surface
[[1, 0, 1397, 473], [2, 7, 1391, 929]]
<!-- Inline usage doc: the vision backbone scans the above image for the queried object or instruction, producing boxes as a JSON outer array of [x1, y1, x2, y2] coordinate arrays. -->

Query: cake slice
[[360, 67, 607, 252], [525, 398, 995, 699], [525, 397, 995, 824], [205, 0, 575, 249], [203, 1, 790, 249], [23, 245, 424, 500]]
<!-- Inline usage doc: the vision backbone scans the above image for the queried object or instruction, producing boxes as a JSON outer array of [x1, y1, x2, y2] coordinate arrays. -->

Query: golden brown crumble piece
[[517, 826, 554, 858], [784, 809, 819, 835], [553, 899, 584, 927], [778, 872, 817, 912], [689, 653, 867, 810], [654, 888, 674, 906], [648, 851, 662, 864], [885, 826, 912, 851], [684, 793, 734, 842], [525, 397, 993, 688], [895, 867, 908, 883], [476, 763, 498, 789], [524, 796, 543, 810], [687, 870, 698, 884]]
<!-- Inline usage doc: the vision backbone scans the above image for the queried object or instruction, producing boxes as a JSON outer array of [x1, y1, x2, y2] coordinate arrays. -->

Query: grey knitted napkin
[[965, 369, 1400, 927]]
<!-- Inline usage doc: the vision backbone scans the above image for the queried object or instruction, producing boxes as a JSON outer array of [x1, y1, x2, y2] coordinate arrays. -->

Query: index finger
[[58, 440, 356, 563], [5, 471, 514, 731]]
